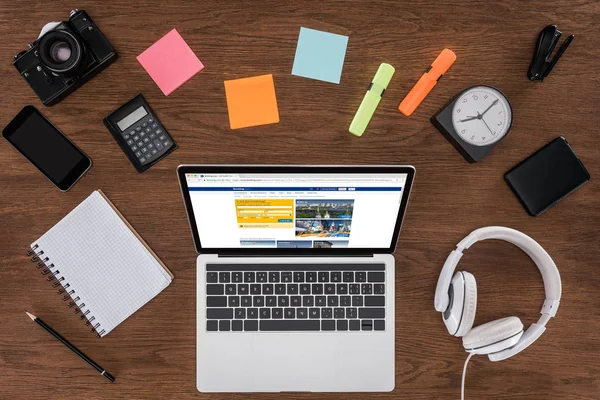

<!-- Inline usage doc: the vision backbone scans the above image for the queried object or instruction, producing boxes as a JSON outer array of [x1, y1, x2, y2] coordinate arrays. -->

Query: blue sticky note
[[292, 27, 349, 84]]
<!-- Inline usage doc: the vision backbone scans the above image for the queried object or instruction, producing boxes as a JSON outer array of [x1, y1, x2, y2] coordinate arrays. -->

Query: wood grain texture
[[1, 0, 599, 399]]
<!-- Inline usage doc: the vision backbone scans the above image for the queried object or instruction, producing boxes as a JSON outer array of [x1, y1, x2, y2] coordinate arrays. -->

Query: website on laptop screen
[[184, 173, 408, 249]]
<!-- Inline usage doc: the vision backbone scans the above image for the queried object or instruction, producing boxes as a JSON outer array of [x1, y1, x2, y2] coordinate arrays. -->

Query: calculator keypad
[[121, 115, 173, 166]]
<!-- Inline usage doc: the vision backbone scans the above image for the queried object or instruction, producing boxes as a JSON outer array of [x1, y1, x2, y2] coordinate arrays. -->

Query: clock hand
[[478, 112, 494, 135], [459, 116, 479, 122], [480, 99, 499, 117]]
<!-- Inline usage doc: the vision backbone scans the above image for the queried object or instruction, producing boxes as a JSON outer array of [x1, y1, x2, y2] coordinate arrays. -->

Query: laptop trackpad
[[197, 332, 394, 392]]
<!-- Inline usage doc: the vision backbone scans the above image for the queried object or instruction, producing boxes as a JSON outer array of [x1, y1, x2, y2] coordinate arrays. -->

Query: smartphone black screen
[[3, 106, 91, 191], [505, 137, 590, 216]]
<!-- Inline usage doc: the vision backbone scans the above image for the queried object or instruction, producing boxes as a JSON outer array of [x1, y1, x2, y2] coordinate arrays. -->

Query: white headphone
[[434, 226, 562, 361]]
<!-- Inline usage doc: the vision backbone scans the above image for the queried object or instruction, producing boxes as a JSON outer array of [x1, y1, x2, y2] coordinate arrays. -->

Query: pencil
[[25, 311, 115, 382]]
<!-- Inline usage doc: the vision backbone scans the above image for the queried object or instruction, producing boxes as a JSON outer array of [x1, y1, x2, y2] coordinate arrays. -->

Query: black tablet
[[505, 137, 590, 216]]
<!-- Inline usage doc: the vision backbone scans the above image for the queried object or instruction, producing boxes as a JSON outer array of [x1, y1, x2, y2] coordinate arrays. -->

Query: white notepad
[[30, 190, 173, 337]]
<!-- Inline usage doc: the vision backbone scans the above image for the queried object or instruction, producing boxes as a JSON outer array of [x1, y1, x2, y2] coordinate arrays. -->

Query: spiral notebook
[[28, 190, 173, 337]]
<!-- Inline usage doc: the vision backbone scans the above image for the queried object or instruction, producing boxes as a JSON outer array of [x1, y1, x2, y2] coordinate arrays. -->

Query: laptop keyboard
[[205, 264, 386, 332]]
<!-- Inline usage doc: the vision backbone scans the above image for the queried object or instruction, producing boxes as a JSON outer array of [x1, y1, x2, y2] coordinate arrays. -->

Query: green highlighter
[[349, 63, 395, 137]]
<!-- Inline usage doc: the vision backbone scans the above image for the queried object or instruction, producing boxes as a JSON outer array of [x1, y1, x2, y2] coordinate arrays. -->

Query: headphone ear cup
[[462, 316, 524, 355], [454, 272, 477, 337], [442, 271, 477, 337]]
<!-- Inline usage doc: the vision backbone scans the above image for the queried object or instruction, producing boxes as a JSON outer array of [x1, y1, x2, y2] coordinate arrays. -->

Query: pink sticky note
[[137, 28, 204, 96]]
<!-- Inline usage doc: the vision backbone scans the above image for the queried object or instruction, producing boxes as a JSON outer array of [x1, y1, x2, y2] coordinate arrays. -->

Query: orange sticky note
[[224, 74, 280, 129]]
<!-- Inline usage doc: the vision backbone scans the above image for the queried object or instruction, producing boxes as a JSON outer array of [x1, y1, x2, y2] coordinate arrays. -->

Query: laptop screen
[[181, 169, 413, 251]]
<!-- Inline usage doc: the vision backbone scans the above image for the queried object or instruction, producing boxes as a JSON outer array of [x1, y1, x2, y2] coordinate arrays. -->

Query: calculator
[[103, 94, 177, 172]]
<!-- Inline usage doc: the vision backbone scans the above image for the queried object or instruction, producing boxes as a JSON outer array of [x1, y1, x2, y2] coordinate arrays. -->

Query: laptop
[[177, 165, 415, 393]]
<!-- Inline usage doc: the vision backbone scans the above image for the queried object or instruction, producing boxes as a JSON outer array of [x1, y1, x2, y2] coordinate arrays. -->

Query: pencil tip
[[25, 311, 36, 320]]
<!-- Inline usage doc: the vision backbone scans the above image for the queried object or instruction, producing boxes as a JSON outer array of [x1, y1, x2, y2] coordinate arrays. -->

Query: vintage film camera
[[14, 9, 117, 106]]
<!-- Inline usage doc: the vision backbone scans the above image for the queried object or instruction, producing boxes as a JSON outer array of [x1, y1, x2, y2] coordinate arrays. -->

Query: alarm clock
[[432, 86, 513, 162]]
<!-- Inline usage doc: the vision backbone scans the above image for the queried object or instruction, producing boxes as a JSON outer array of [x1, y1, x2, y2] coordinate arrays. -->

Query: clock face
[[451, 86, 512, 147]]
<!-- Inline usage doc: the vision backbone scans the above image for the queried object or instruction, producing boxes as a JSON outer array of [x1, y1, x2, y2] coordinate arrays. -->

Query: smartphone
[[3, 105, 91, 191], [505, 136, 590, 216]]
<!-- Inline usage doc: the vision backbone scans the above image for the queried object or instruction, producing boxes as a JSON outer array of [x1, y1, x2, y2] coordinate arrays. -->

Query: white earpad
[[462, 316, 524, 354], [455, 272, 477, 337], [442, 271, 477, 336]]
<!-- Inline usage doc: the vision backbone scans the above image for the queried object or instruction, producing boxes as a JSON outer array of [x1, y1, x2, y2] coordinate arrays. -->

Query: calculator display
[[117, 106, 148, 131]]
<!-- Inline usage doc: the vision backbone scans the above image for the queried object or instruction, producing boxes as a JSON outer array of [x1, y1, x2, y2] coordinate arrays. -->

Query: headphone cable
[[461, 352, 474, 400]]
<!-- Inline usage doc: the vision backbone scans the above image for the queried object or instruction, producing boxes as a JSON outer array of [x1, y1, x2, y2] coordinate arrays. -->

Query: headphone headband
[[434, 226, 561, 316]]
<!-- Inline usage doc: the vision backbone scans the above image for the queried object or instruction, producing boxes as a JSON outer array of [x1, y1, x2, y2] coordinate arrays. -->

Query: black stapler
[[528, 25, 574, 81]]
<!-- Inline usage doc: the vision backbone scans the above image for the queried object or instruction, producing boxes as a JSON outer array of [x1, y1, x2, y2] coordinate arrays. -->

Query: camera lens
[[49, 41, 72, 63], [38, 30, 82, 75]]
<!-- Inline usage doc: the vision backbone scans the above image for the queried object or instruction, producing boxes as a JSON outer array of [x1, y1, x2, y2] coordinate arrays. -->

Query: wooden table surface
[[1, 1, 599, 399]]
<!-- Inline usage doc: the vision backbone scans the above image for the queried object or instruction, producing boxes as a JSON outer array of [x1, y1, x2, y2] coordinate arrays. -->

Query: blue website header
[[188, 186, 402, 192]]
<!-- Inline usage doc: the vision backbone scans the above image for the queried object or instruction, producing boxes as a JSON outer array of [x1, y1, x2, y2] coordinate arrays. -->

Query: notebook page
[[32, 191, 172, 336]]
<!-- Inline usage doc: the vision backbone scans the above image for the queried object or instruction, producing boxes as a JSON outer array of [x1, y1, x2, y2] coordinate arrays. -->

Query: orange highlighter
[[398, 49, 456, 116]]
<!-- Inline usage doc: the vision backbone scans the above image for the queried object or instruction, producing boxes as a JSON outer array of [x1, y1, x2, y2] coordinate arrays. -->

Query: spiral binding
[[27, 244, 106, 337]]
